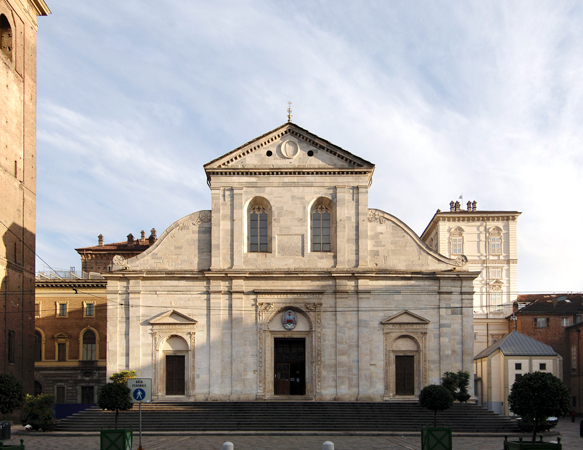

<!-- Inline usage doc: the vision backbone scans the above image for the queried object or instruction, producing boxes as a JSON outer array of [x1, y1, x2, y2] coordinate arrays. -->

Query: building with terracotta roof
[[510, 293, 583, 402], [75, 229, 157, 273]]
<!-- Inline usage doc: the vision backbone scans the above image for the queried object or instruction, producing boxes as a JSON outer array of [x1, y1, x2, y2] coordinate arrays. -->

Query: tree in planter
[[419, 384, 454, 427], [21, 394, 56, 430], [0, 373, 25, 419], [508, 371, 570, 443], [98, 382, 133, 429], [109, 370, 136, 384], [441, 371, 471, 402]]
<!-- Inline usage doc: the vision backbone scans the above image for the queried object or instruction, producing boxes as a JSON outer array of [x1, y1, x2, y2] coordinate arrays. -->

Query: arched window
[[34, 381, 43, 396], [489, 227, 503, 255], [0, 14, 12, 61], [34, 330, 42, 361], [310, 198, 335, 253], [82, 330, 96, 361], [450, 227, 464, 255], [248, 197, 271, 253]]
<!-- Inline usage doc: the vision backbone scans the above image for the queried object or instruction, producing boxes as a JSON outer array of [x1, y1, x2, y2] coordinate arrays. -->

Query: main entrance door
[[274, 338, 305, 395], [395, 355, 414, 395], [166, 355, 185, 395]]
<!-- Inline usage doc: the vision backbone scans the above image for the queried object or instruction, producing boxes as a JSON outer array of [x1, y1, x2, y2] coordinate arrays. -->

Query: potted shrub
[[21, 394, 57, 431], [0, 373, 26, 441], [441, 371, 471, 402], [456, 371, 471, 402], [507, 371, 570, 447], [419, 384, 454, 450], [98, 372, 135, 450]]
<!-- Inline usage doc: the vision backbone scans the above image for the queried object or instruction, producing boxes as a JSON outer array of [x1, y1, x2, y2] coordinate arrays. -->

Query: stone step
[[57, 402, 518, 433]]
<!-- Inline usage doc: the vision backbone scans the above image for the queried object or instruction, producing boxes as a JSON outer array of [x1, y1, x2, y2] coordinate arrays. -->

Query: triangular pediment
[[381, 310, 430, 325], [149, 310, 197, 325], [204, 123, 375, 177]]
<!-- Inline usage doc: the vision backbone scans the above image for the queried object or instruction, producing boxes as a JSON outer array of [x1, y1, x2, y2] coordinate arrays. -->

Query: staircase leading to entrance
[[56, 402, 519, 433]]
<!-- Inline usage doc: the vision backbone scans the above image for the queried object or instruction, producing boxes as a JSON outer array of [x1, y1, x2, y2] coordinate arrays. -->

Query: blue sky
[[35, 1, 583, 293]]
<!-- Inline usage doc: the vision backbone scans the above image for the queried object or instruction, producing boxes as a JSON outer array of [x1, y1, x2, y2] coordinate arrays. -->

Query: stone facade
[[0, 0, 50, 394], [34, 275, 107, 404], [106, 123, 478, 401], [420, 204, 521, 355]]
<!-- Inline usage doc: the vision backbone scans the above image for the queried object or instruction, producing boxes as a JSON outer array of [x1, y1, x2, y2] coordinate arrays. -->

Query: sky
[[35, 0, 583, 294]]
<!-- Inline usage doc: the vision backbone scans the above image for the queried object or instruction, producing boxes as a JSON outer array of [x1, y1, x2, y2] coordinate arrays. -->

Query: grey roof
[[474, 331, 558, 360]]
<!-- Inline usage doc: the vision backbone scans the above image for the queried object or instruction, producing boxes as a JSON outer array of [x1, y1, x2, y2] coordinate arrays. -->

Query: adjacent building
[[567, 321, 583, 414], [0, 0, 50, 393], [34, 272, 107, 405], [510, 293, 583, 397], [474, 330, 562, 416], [420, 203, 521, 355], [105, 122, 479, 402]]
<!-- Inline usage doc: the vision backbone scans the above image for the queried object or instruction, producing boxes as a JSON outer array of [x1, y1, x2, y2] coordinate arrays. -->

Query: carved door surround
[[255, 291, 323, 400], [381, 310, 429, 400], [149, 310, 197, 400]]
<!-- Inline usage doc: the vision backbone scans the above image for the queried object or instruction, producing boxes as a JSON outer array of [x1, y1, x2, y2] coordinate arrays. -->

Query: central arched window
[[312, 206, 331, 252], [310, 197, 335, 253], [82, 330, 96, 361], [0, 15, 12, 61], [248, 197, 272, 253]]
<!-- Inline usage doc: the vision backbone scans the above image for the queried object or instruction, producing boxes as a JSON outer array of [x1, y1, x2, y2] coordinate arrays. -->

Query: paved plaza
[[2, 418, 581, 450]]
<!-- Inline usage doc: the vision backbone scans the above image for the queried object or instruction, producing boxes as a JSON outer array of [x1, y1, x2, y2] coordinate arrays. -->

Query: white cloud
[[35, 1, 583, 292]]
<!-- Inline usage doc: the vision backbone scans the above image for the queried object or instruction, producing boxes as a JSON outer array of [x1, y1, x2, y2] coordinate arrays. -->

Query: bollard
[[323, 441, 334, 450], [223, 442, 234, 450]]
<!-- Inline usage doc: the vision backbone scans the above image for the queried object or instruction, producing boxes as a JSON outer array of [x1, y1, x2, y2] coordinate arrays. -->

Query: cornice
[[435, 213, 520, 223]]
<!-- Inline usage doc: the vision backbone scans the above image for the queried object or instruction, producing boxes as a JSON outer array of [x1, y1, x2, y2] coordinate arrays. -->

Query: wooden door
[[395, 355, 415, 395], [166, 355, 185, 395], [275, 363, 291, 395]]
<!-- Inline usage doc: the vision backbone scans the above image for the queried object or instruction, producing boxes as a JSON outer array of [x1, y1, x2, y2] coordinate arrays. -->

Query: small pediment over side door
[[381, 310, 430, 325]]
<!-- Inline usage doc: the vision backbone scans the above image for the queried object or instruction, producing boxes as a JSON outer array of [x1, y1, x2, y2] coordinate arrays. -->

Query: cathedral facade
[[105, 123, 478, 401]]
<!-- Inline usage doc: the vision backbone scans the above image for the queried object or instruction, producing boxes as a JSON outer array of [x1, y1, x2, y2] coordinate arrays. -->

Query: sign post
[[127, 378, 152, 450]]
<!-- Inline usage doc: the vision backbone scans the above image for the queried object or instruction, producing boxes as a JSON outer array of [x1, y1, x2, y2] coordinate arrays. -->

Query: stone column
[[438, 279, 453, 379], [232, 188, 244, 268], [357, 186, 369, 268], [127, 278, 142, 374], [230, 279, 244, 400], [335, 278, 349, 400], [208, 278, 223, 400], [210, 188, 222, 269], [357, 278, 372, 401], [336, 186, 347, 268]]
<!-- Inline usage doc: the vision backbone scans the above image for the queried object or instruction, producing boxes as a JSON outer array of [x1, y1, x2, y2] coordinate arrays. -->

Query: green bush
[[98, 382, 133, 429], [508, 371, 570, 442], [109, 370, 136, 384], [21, 394, 56, 429], [441, 370, 470, 401], [0, 373, 26, 417], [419, 384, 454, 427]]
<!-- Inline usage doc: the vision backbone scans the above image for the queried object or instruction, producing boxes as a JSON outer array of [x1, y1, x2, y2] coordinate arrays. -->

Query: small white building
[[474, 331, 562, 415]]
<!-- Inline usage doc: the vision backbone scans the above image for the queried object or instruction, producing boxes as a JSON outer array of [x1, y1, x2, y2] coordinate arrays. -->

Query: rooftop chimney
[[98, 234, 104, 246], [149, 228, 157, 244], [127, 233, 134, 244], [472, 200, 477, 211], [449, 201, 455, 212]]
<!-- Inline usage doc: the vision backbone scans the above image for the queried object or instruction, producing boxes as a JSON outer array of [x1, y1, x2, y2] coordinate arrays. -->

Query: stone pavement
[[2, 418, 581, 450]]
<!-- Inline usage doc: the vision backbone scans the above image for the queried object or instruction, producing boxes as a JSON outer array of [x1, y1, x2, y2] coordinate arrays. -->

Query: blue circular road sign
[[133, 388, 146, 401]]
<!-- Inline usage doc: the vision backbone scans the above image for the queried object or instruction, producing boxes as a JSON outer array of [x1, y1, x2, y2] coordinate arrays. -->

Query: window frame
[[489, 227, 503, 255], [310, 197, 336, 253], [561, 317, 570, 327], [450, 227, 464, 255], [81, 329, 97, 361], [56, 301, 69, 318], [83, 301, 96, 318], [0, 14, 13, 62], [35, 301, 41, 318], [247, 197, 272, 253], [534, 317, 549, 328]]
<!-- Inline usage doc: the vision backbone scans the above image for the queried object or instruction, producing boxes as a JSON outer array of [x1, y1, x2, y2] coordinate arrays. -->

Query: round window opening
[[266, 150, 272, 157], [307, 150, 314, 157]]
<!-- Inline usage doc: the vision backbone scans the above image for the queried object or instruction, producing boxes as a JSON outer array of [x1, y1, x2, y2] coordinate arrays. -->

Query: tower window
[[0, 15, 12, 61]]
